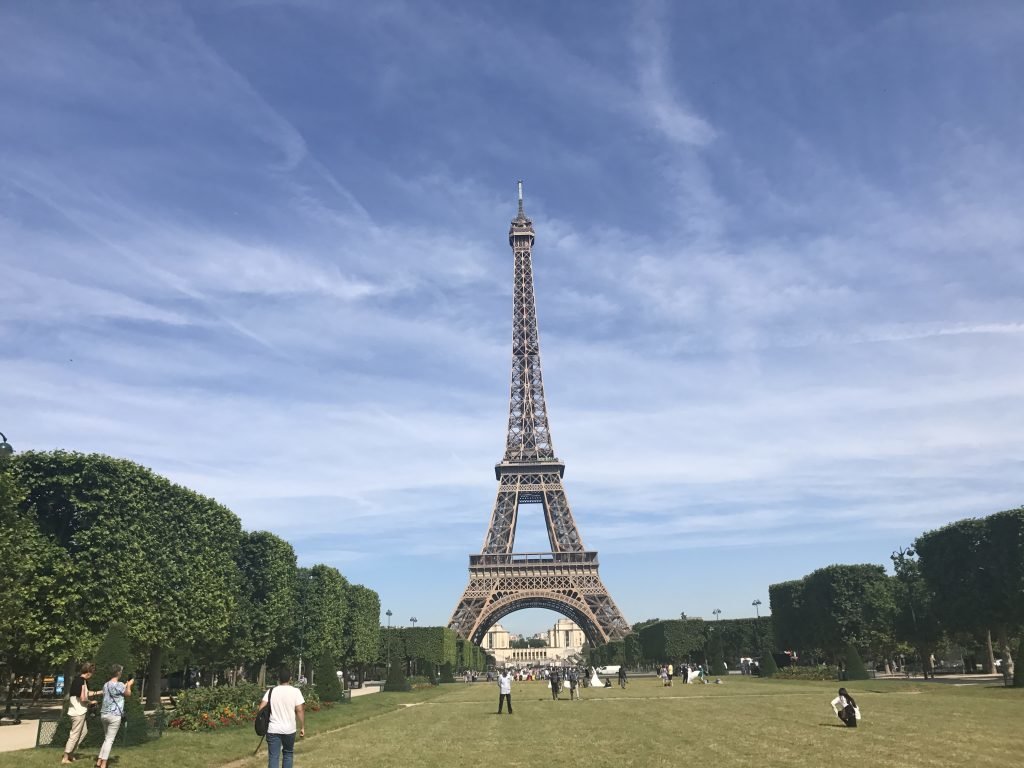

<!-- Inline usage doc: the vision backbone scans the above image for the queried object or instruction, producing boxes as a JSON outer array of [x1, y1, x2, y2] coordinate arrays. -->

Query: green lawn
[[4, 677, 1020, 768]]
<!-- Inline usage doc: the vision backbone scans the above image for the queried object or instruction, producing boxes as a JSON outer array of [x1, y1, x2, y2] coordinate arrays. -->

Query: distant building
[[484, 618, 585, 667]]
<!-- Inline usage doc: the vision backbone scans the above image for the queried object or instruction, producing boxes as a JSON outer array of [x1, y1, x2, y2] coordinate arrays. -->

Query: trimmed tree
[[844, 644, 869, 681], [342, 584, 380, 685], [314, 650, 343, 702], [758, 649, 779, 677], [383, 659, 410, 692], [232, 532, 298, 686]]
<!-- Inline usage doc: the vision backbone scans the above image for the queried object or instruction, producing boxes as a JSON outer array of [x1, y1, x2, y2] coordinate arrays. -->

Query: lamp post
[[410, 617, 418, 628], [385, 610, 393, 673], [297, 573, 314, 683], [712, 608, 721, 622], [752, 599, 762, 654], [0, 432, 12, 465]]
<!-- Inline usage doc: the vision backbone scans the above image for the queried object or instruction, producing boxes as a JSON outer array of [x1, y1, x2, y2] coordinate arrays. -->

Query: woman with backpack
[[97, 664, 134, 768]]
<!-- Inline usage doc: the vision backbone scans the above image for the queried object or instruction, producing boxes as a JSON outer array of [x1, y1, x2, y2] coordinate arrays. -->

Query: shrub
[[314, 651, 344, 703], [440, 663, 455, 683], [383, 662, 410, 692], [844, 645, 870, 681], [773, 665, 840, 681], [94, 624, 137, 681], [759, 652, 779, 678]]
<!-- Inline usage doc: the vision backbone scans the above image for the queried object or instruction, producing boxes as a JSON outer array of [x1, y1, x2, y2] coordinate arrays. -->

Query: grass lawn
[[3, 677, 1020, 767]]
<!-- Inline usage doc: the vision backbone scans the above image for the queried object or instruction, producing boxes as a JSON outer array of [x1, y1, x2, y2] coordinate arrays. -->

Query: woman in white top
[[831, 687, 860, 727]]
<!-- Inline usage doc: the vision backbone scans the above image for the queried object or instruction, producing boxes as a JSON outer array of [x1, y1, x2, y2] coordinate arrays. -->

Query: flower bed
[[168, 682, 325, 731]]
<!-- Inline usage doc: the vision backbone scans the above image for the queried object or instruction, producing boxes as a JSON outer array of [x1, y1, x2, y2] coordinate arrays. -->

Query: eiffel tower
[[448, 183, 630, 647]]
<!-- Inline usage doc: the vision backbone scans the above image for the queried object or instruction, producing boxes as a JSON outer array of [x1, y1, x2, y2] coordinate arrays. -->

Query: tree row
[[0, 450, 381, 705]]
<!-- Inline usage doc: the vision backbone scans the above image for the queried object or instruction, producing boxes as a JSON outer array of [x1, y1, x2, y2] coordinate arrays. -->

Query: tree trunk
[[985, 630, 996, 673], [146, 646, 162, 708], [258, 662, 267, 689]]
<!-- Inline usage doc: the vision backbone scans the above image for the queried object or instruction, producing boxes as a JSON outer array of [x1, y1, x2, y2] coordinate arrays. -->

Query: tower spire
[[517, 179, 525, 219]]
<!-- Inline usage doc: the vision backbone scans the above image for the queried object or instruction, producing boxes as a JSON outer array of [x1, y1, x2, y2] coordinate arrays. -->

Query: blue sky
[[2, 1, 1023, 636]]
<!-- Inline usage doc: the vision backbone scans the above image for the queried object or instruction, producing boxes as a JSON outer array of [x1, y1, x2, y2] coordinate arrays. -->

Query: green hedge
[[773, 665, 840, 681]]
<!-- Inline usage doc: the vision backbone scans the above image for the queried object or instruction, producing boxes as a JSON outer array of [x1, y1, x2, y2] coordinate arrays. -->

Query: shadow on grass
[[817, 723, 851, 728]]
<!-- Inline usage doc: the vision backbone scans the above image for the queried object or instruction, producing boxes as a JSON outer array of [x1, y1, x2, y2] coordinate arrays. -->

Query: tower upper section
[[508, 180, 535, 248], [502, 182, 556, 466]]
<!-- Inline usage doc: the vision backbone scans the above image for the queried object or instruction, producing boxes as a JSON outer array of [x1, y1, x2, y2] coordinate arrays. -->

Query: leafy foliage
[[916, 508, 1024, 682], [769, 565, 892, 662], [231, 531, 298, 670], [315, 650, 344, 702], [758, 649, 779, 677], [343, 584, 381, 674], [638, 619, 707, 662], [383, 659, 410, 692], [772, 664, 838, 680], [844, 644, 869, 680], [707, 630, 727, 676], [297, 565, 348, 663]]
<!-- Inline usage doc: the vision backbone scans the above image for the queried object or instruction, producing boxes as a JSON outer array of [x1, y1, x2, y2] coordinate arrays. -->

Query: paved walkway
[[0, 719, 39, 753]]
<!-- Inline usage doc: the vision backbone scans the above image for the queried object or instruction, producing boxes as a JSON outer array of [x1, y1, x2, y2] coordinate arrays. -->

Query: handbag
[[254, 688, 273, 736]]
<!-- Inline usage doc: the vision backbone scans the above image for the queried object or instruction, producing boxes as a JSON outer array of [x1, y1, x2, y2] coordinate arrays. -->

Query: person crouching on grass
[[831, 687, 860, 727]]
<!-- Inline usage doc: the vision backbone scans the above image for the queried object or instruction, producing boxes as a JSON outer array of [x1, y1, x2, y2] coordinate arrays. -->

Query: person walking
[[667, 662, 674, 687], [617, 666, 627, 689], [567, 667, 580, 700], [497, 669, 513, 714], [257, 667, 306, 768], [831, 687, 860, 728], [549, 668, 561, 700], [659, 665, 668, 686], [97, 664, 134, 768], [62, 662, 95, 764]]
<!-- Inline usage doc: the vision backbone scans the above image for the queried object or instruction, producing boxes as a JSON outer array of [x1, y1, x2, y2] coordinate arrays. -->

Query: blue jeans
[[267, 732, 296, 768]]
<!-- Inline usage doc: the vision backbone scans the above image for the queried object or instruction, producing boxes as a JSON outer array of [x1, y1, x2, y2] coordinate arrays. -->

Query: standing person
[[549, 668, 561, 700], [497, 669, 513, 714], [681, 664, 689, 684], [667, 662, 674, 687], [567, 667, 580, 700], [659, 665, 668, 686], [617, 666, 627, 689], [831, 687, 860, 728], [97, 664, 134, 768], [62, 662, 95, 764], [257, 667, 306, 768]]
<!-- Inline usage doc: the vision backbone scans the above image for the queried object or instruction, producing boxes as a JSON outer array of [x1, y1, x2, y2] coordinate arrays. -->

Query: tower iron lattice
[[448, 183, 630, 647]]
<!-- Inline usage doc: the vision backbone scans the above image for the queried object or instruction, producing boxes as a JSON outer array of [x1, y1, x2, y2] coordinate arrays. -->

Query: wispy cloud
[[2, 1, 1023, 629]]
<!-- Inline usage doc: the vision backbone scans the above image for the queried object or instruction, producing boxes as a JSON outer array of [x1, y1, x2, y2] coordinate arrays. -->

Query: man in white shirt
[[497, 669, 513, 714], [258, 668, 306, 768]]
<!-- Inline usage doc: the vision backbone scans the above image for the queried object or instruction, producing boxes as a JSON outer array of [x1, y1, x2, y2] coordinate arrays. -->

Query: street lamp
[[712, 608, 721, 622], [752, 599, 762, 653], [410, 617, 418, 627], [386, 610, 393, 672]]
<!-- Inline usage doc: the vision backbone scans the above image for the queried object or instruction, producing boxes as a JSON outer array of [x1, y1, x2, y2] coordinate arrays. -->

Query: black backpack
[[254, 687, 272, 736]]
